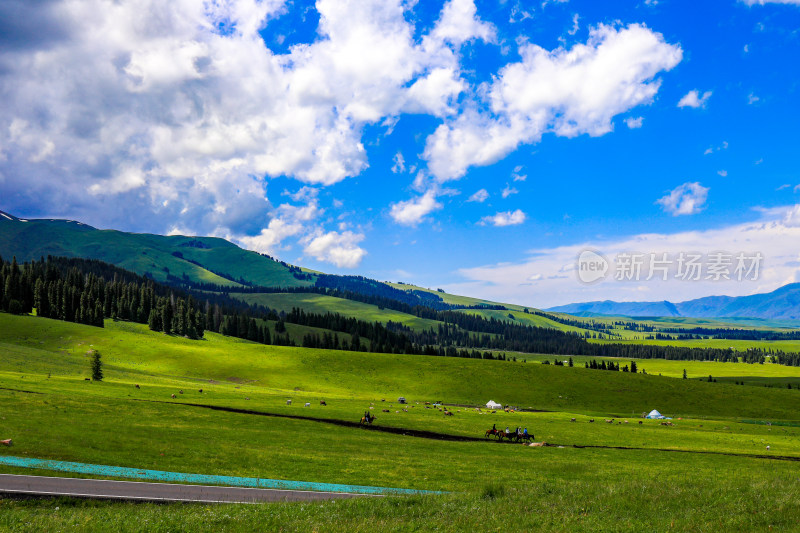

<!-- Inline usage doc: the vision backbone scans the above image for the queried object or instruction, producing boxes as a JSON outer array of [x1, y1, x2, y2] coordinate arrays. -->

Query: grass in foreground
[[3, 312, 800, 531]]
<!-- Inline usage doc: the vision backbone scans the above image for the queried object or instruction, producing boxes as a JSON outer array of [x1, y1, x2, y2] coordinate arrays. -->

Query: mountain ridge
[[548, 283, 800, 320]]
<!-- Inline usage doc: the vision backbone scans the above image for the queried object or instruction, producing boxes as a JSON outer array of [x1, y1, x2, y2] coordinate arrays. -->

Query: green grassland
[[386, 282, 527, 310], [516, 353, 800, 386], [3, 313, 800, 531], [237, 292, 443, 331], [458, 308, 588, 333]]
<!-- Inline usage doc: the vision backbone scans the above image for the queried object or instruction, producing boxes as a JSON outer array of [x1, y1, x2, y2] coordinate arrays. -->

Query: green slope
[[237, 292, 443, 331], [2, 313, 799, 419], [0, 211, 311, 288]]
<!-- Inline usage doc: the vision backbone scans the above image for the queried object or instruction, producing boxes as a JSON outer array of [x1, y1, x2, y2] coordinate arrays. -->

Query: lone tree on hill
[[91, 351, 103, 381]]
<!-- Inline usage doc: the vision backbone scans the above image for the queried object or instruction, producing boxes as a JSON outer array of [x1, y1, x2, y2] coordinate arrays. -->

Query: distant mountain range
[[548, 283, 800, 321]]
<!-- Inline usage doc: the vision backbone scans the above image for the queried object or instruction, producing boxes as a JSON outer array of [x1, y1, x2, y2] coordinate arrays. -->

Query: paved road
[[0, 474, 378, 503]]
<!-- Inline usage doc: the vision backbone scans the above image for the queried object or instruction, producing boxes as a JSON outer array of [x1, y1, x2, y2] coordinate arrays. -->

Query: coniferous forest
[[2, 255, 799, 366]]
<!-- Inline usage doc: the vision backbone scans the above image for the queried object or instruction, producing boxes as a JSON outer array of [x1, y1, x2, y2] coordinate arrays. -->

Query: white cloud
[[678, 89, 712, 108], [741, 0, 800, 5], [237, 218, 305, 255], [717, 170, 728, 177], [468, 189, 489, 202], [480, 209, 527, 226], [625, 116, 644, 129], [703, 141, 728, 155], [502, 184, 518, 198], [423, 23, 682, 181], [392, 151, 406, 174], [0, 0, 496, 264], [512, 173, 527, 182], [568, 14, 580, 36], [389, 189, 443, 225], [748, 92, 760, 105], [302, 230, 367, 268], [236, 198, 322, 255], [448, 204, 800, 308], [656, 182, 709, 216]]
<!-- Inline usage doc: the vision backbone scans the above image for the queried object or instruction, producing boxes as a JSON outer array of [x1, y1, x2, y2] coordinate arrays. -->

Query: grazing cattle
[[286, 399, 292, 405], [1, 439, 11, 446], [179, 390, 183, 394], [638, 421, 643, 425], [198, 389, 203, 394], [320, 400, 327, 406], [382, 409, 390, 413], [589, 419, 594, 423], [623, 420, 629, 424], [245, 397, 250, 400], [444, 411, 453, 416], [171, 394, 176, 399], [605, 419, 613, 424], [570, 418, 576, 422], [304, 402, 311, 407], [134, 384, 140, 389]]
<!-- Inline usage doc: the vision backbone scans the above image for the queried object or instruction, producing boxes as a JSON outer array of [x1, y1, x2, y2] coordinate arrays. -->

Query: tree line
[[3, 255, 799, 367]]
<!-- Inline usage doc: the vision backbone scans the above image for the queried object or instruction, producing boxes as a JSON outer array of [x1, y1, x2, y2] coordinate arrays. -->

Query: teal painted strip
[[0, 456, 441, 495]]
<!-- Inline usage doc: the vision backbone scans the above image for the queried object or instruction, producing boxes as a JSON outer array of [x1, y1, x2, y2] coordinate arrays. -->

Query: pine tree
[[161, 299, 173, 334], [148, 308, 161, 331], [91, 351, 103, 381]]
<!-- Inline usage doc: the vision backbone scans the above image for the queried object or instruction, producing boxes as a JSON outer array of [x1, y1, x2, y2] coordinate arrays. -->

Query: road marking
[[0, 456, 442, 495]]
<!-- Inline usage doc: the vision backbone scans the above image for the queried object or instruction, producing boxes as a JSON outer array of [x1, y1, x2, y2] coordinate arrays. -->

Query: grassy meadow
[[2, 313, 800, 531]]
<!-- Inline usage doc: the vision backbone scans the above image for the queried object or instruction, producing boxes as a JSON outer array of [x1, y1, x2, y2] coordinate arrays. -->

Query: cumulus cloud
[[656, 182, 709, 216], [423, 23, 682, 181], [678, 89, 712, 108], [480, 209, 527, 226], [468, 189, 489, 202], [302, 230, 367, 268], [391, 152, 406, 174], [625, 116, 644, 129], [501, 184, 518, 198], [236, 197, 322, 255], [389, 189, 443, 225], [0, 0, 494, 265]]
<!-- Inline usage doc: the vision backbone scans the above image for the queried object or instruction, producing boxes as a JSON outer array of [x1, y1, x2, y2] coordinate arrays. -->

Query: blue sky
[[1, 0, 799, 307]]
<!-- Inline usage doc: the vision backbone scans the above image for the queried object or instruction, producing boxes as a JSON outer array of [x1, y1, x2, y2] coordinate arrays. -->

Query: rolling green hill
[[0, 210, 311, 288]]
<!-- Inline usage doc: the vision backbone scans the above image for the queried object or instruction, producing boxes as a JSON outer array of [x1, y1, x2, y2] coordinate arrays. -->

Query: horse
[[360, 415, 376, 425], [498, 431, 518, 443], [485, 428, 501, 439], [517, 432, 533, 443]]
